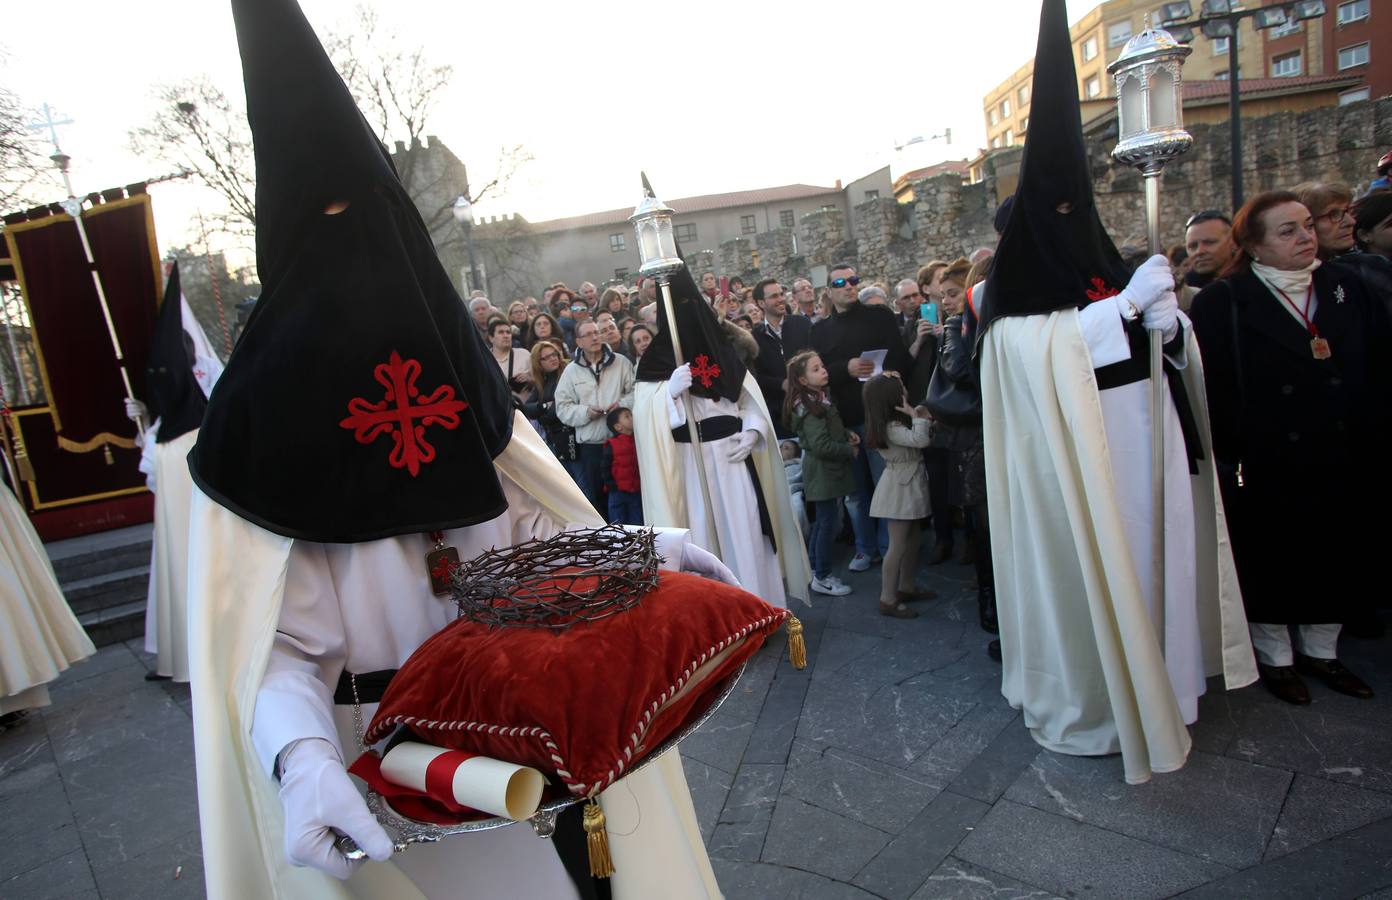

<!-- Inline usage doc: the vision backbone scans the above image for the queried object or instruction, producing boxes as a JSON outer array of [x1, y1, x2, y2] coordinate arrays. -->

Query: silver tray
[[337, 661, 746, 859]]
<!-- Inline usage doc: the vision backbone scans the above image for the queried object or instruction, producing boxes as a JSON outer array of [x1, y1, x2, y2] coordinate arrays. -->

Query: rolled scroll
[[379, 742, 545, 821]]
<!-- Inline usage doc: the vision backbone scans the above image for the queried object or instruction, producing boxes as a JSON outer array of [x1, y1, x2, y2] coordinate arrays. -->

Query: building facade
[[1258, 0, 1389, 105], [524, 167, 894, 291], [984, 0, 1270, 149]]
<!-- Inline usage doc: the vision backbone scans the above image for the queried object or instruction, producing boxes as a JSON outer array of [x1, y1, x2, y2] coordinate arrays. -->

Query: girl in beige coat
[[863, 375, 935, 618]]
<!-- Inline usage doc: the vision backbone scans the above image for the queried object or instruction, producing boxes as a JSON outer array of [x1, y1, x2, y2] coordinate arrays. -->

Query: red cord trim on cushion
[[365, 611, 787, 798]]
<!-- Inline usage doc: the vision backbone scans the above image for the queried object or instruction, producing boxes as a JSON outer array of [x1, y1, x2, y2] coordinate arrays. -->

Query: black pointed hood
[[977, 0, 1130, 336], [189, 0, 512, 542], [635, 262, 745, 404], [145, 263, 207, 443]]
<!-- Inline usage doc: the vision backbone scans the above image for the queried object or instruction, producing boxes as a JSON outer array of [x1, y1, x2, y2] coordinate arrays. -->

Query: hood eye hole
[[323, 200, 350, 215]]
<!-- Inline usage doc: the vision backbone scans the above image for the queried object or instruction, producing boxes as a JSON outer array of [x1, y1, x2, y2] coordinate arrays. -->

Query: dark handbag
[[923, 353, 982, 427]]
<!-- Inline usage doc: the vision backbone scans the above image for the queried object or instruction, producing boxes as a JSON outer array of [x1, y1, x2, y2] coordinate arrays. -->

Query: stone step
[[78, 598, 145, 648], [61, 566, 148, 618], [46, 524, 153, 586]]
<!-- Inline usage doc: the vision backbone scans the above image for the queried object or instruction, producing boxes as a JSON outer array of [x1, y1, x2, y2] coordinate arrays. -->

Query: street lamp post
[[1159, 1, 1327, 213], [451, 194, 483, 296]]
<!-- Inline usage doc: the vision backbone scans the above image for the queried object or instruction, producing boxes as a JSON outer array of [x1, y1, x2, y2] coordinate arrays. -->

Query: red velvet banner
[[3, 193, 162, 520]]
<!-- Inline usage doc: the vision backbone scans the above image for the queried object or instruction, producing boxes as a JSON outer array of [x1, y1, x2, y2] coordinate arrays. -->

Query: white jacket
[[554, 347, 635, 444]]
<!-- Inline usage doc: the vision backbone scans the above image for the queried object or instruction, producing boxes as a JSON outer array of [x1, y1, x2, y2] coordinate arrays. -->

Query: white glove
[[1115, 254, 1175, 317], [726, 429, 759, 463], [668, 364, 693, 398], [124, 398, 148, 423], [1142, 291, 1180, 343], [680, 542, 739, 586], [278, 738, 393, 879]]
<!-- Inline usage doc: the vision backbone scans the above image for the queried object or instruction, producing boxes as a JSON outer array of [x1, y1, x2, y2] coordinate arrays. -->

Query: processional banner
[[0, 187, 161, 535]]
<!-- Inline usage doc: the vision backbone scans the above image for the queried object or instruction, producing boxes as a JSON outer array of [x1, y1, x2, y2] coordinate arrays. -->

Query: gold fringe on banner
[[56, 432, 137, 454]]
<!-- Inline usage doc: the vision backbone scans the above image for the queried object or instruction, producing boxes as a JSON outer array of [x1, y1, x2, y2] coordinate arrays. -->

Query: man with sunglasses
[[811, 263, 912, 569], [1181, 210, 1235, 308]]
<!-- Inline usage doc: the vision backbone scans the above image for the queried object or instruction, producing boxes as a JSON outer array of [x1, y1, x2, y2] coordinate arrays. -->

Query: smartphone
[[719, 276, 730, 299], [920, 302, 939, 325]]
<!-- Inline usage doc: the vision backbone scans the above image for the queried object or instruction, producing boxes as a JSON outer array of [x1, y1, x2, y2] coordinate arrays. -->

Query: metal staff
[[1108, 21, 1194, 648], [629, 175, 721, 556]]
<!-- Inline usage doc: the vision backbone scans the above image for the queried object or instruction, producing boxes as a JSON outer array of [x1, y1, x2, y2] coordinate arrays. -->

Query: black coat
[[811, 303, 913, 427], [1190, 262, 1392, 624], [752, 316, 813, 431]]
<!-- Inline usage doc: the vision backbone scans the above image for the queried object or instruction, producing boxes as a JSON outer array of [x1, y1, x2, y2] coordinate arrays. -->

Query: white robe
[[982, 299, 1256, 784], [188, 412, 721, 900], [139, 427, 199, 681], [138, 294, 222, 681], [0, 482, 95, 714], [633, 373, 810, 609]]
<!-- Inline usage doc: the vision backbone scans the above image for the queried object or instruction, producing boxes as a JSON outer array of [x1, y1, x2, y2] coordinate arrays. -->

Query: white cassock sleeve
[[250, 542, 348, 775], [665, 380, 687, 429], [1078, 299, 1132, 369]]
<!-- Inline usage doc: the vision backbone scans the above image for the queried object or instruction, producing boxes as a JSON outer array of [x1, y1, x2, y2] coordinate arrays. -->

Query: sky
[[2, 0, 1095, 261]]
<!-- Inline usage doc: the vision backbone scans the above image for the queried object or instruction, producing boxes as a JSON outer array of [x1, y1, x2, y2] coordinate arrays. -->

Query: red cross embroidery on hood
[[691, 354, 722, 388], [1085, 277, 1120, 302], [339, 351, 468, 476]]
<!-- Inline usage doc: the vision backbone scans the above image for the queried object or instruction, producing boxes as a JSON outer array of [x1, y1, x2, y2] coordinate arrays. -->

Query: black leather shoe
[[978, 587, 999, 635], [1257, 663, 1311, 706], [1294, 654, 1374, 699], [986, 640, 1001, 662], [926, 543, 952, 565], [144, 672, 172, 682]]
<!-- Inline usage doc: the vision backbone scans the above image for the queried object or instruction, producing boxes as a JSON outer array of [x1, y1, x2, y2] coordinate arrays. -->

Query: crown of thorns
[[450, 525, 660, 630]]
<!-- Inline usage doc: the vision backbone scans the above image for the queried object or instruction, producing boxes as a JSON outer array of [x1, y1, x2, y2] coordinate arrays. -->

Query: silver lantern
[[1107, 18, 1195, 649], [1108, 19, 1194, 253], [629, 174, 684, 279]]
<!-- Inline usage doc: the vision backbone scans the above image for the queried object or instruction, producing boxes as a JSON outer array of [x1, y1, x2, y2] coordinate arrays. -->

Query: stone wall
[[720, 98, 1391, 290]]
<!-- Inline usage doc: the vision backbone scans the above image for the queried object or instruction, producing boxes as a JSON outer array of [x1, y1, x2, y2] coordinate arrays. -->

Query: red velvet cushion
[[365, 570, 787, 798]]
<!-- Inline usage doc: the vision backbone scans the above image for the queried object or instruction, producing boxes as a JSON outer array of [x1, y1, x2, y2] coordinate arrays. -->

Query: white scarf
[[1252, 259, 1321, 326]]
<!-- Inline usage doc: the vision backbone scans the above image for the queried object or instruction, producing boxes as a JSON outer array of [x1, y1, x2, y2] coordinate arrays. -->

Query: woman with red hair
[[1190, 190, 1392, 705]]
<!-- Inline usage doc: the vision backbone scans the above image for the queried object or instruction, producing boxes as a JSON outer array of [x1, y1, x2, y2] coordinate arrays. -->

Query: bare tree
[[0, 75, 57, 213], [129, 76, 256, 241], [471, 215, 542, 302], [128, 4, 533, 288]]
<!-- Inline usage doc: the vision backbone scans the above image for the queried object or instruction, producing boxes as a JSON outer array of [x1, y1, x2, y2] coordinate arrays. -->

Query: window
[[1269, 18, 1301, 38], [1081, 36, 1099, 61], [1001, 98, 1011, 117], [1021, 116, 1029, 131], [1271, 51, 1302, 77], [864, 190, 880, 201], [1338, 42, 1370, 70], [675, 223, 697, 243], [1018, 84, 1030, 106], [1338, 0, 1369, 25], [779, 209, 795, 228], [608, 233, 625, 253], [613, 267, 628, 280], [1108, 21, 1133, 47], [1215, 69, 1229, 80], [1085, 75, 1102, 98], [991, 135, 1003, 149], [740, 214, 757, 235], [989, 107, 999, 125], [1340, 86, 1371, 105], [1004, 130, 1014, 145], [1212, 36, 1230, 55]]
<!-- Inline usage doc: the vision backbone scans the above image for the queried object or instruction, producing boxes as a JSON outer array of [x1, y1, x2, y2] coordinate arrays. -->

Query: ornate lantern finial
[[1108, 20, 1194, 174], [629, 173, 684, 278]]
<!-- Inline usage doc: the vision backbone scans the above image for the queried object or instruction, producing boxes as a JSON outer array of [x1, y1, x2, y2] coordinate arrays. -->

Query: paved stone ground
[[2, 549, 1390, 899]]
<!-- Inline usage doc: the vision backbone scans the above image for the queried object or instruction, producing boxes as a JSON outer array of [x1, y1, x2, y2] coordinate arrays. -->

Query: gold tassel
[[15, 448, 35, 482], [582, 798, 614, 879], [787, 615, 807, 670], [103, 444, 114, 465]]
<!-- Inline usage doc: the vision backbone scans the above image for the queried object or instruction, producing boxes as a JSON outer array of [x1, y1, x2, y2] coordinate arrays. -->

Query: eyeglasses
[[829, 276, 861, 289], [539, 352, 560, 362], [570, 305, 587, 312], [1315, 206, 1352, 225]]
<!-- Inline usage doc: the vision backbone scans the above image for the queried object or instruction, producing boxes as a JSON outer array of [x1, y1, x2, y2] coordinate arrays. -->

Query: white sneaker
[[811, 575, 853, 596], [848, 553, 871, 573]]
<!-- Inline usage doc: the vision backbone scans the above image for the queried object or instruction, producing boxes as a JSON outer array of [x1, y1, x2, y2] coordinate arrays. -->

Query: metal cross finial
[[640, 171, 655, 199], [27, 103, 73, 155]]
